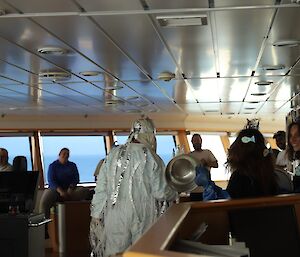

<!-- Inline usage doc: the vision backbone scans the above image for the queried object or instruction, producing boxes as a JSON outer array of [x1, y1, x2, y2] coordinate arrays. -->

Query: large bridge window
[[0, 135, 33, 170], [114, 133, 176, 166], [187, 133, 230, 181], [41, 135, 106, 183]]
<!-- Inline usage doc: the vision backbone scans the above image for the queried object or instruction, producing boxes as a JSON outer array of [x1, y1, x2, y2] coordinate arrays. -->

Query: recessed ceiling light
[[105, 85, 123, 90], [255, 81, 273, 86], [205, 110, 219, 112], [158, 71, 175, 81], [37, 46, 69, 55], [273, 40, 300, 47], [39, 71, 71, 81], [156, 14, 208, 27], [79, 71, 101, 77], [105, 99, 124, 106], [126, 96, 140, 101], [261, 65, 285, 71], [251, 93, 266, 96]]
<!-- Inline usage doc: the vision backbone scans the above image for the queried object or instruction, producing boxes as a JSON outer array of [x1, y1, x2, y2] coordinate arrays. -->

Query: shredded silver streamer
[[111, 145, 130, 207]]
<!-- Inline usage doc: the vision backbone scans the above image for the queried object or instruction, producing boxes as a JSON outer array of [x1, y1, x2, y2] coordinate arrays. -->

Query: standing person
[[39, 148, 89, 219], [189, 134, 218, 179], [287, 121, 300, 192], [273, 130, 289, 169], [195, 129, 279, 200], [90, 117, 177, 257], [0, 148, 13, 172]]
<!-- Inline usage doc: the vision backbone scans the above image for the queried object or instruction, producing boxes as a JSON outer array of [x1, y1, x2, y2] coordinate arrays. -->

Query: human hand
[[194, 165, 211, 188], [59, 190, 70, 200]]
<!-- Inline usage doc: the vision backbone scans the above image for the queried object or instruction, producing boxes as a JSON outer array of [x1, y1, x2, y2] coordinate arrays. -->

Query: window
[[188, 133, 230, 181], [115, 133, 176, 166], [0, 136, 33, 170], [156, 135, 176, 165], [41, 136, 106, 183]]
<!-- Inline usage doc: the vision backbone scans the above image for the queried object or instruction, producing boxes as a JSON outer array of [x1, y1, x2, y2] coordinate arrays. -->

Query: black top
[[226, 170, 277, 199]]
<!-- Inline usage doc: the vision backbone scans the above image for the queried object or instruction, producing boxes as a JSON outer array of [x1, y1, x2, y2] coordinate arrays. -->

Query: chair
[[275, 168, 293, 193], [12, 156, 28, 172]]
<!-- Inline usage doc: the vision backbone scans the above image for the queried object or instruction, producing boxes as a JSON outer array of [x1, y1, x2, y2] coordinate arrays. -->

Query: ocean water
[[44, 154, 173, 183]]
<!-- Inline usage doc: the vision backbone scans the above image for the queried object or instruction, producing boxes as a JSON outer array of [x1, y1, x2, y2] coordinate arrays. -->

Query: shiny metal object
[[166, 154, 198, 192]]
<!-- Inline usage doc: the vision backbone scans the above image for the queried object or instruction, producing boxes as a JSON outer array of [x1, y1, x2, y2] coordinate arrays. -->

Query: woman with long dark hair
[[287, 121, 300, 192], [226, 129, 278, 198]]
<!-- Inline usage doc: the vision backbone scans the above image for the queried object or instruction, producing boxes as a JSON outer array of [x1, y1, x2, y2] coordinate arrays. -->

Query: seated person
[[195, 129, 289, 200], [0, 148, 13, 172], [39, 148, 89, 219]]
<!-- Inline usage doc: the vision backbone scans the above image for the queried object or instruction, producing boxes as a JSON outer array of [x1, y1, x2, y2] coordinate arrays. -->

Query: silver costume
[[90, 117, 177, 257]]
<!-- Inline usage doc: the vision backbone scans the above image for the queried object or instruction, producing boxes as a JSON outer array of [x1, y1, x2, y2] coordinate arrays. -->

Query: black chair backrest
[[12, 156, 27, 172]]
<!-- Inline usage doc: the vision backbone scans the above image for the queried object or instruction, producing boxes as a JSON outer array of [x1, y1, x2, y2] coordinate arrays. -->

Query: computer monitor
[[0, 171, 39, 213]]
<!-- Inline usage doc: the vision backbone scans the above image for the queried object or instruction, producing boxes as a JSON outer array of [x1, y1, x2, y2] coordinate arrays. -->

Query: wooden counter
[[124, 194, 300, 257]]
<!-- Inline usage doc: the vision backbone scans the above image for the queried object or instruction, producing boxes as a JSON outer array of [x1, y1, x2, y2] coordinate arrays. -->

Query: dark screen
[[0, 171, 39, 213]]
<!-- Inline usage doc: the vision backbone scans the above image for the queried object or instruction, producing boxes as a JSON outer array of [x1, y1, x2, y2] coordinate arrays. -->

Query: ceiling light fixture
[[244, 107, 256, 110], [205, 110, 219, 112], [38, 71, 71, 81], [79, 71, 101, 77], [105, 99, 124, 105], [37, 46, 69, 55], [158, 71, 175, 81], [105, 85, 123, 90], [261, 65, 285, 71], [254, 81, 273, 86], [251, 93, 266, 96], [156, 14, 208, 27], [126, 96, 140, 101], [273, 40, 300, 47]]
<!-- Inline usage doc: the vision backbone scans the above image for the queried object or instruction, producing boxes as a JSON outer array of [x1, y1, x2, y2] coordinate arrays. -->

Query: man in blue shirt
[[39, 148, 89, 219]]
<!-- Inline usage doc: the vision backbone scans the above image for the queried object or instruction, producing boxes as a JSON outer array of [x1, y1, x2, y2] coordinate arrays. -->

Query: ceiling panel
[[258, 7, 300, 75], [259, 100, 291, 115], [146, 1, 216, 78], [218, 77, 250, 102], [155, 79, 192, 104], [85, 14, 177, 80], [221, 102, 243, 115], [5, 0, 79, 12], [268, 76, 300, 101], [77, 0, 143, 11], [186, 78, 219, 102], [214, 2, 275, 76], [32, 15, 149, 81]]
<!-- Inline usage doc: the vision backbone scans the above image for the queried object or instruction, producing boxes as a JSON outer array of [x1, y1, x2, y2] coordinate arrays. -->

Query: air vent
[[79, 71, 101, 77], [261, 65, 285, 71], [156, 14, 208, 27], [273, 40, 300, 47], [37, 46, 69, 55], [39, 71, 71, 81], [251, 93, 266, 96], [255, 81, 273, 86]]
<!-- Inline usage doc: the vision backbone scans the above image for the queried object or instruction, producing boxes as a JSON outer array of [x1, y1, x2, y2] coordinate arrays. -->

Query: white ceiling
[[0, 0, 298, 124]]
